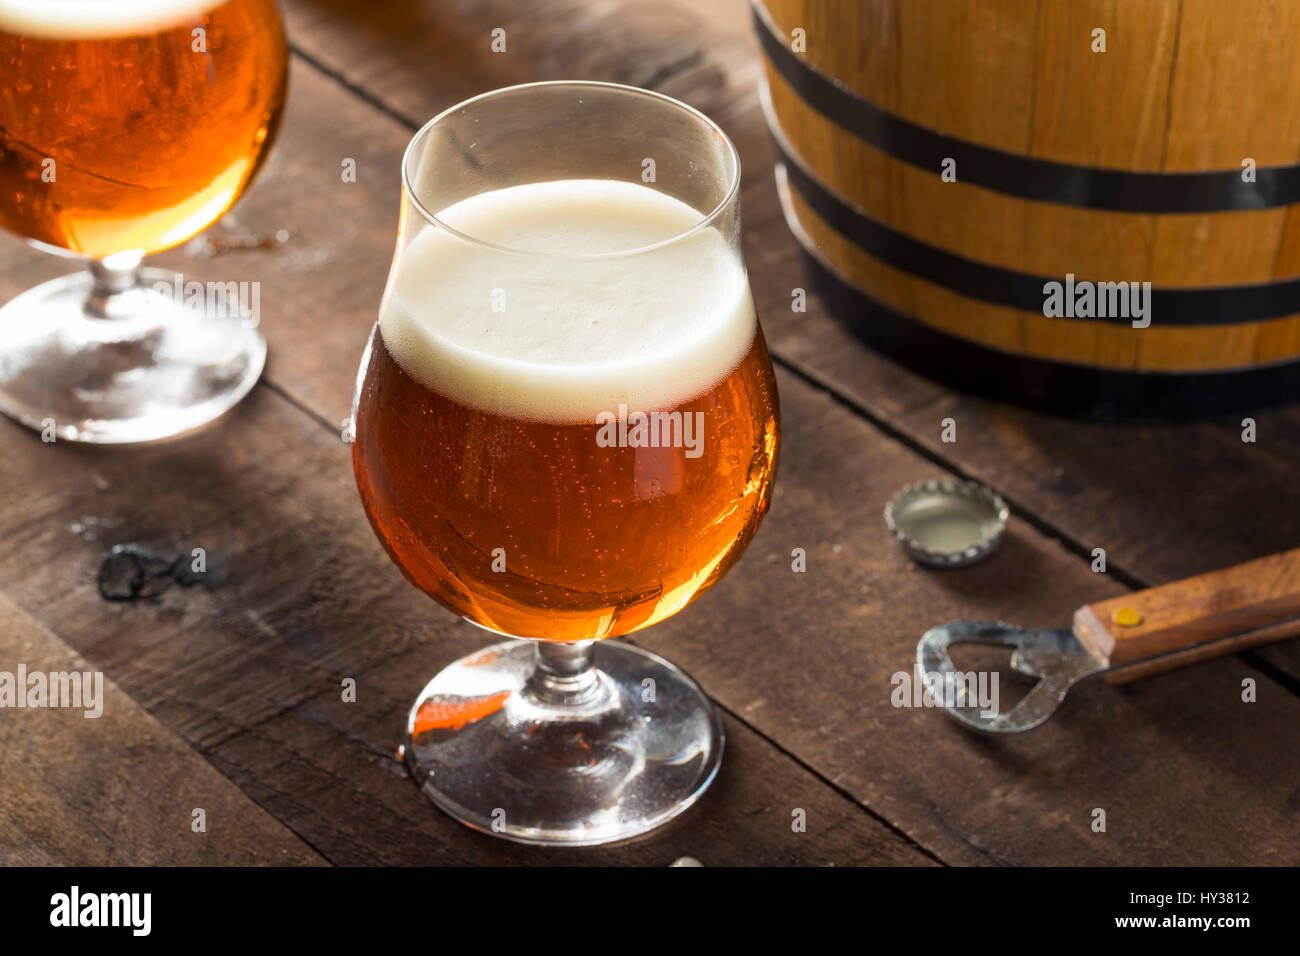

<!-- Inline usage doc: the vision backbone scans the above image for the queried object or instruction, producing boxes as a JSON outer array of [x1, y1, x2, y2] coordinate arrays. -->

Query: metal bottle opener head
[[916, 621, 1108, 733], [916, 548, 1300, 733]]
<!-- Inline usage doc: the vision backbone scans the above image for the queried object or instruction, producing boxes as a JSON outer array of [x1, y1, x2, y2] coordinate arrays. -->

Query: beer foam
[[0, 0, 223, 39], [379, 179, 756, 424]]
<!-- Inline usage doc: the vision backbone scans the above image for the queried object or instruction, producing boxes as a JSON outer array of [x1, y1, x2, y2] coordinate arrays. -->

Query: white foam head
[[379, 179, 756, 423], [0, 0, 224, 40]]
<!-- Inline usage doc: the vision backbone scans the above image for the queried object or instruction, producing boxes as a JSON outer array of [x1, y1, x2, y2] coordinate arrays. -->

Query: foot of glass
[[0, 262, 266, 443], [402, 639, 724, 846]]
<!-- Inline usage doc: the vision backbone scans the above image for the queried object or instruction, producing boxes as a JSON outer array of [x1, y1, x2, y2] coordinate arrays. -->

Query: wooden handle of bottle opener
[[1072, 548, 1300, 685]]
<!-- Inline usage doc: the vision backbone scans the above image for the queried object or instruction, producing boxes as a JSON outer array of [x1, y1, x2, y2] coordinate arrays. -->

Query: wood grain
[[0, 0, 1297, 867], [3, 342, 1298, 863], [1075, 548, 1300, 669], [0, 377, 932, 865], [177, 0, 1300, 860], [777, 168, 1300, 370], [762, 54, 1295, 289], [206, 638, 936, 866], [632, 376, 1300, 865], [267, 1, 1300, 676], [1098, 616, 1300, 686], [0, 594, 327, 865], [757, 2, 1300, 375], [763, 0, 1300, 169]]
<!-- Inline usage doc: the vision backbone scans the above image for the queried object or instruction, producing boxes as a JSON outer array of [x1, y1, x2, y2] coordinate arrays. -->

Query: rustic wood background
[[1, 0, 1298, 866]]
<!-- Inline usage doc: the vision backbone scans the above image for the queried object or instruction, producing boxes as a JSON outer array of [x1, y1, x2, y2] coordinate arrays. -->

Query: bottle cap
[[884, 478, 1009, 568]]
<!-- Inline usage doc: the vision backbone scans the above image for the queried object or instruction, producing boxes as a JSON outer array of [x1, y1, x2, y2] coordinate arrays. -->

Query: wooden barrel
[[755, 0, 1300, 418]]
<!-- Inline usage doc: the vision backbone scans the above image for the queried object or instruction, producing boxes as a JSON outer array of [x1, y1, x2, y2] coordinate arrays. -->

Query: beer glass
[[352, 82, 781, 844], [0, 0, 287, 442]]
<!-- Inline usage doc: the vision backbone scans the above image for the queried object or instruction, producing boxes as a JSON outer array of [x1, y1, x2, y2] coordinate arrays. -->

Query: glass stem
[[86, 251, 145, 320], [526, 640, 603, 707]]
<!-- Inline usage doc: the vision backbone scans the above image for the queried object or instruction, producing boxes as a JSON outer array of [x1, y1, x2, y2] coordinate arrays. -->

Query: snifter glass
[[351, 81, 781, 845], [0, 0, 287, 442]]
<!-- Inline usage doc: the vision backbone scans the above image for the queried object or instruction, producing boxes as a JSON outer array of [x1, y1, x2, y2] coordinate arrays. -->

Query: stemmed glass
[[0, 0, 287, 442], [351, 81, 780, 845]]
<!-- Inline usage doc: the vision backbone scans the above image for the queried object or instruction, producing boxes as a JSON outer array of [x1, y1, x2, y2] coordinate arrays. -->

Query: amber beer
[[0, 0, 287, 258], [353, 179, 780, 643]]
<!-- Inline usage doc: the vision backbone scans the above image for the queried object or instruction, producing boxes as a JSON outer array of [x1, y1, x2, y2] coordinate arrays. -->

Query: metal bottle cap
[[884, 478, 1009, 568]]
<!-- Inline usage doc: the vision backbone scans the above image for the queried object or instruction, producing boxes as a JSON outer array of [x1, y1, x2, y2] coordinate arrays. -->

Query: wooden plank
[[281, 0, 758, 126], [207, 641, 936, 866], [767, 0, 1300, 169], [896, 0, 1038, 155], [631, 378, 1300, 865], [1164, 0, 1300, 171], [0, 0, 1297, 867], [758, 268, 1300, 682], [272, 0, 1300, 681], [0, 44, 929, 864], [266, 0, 1300, 858], [0, 383, 931, 865], [0, 594, 326, 865], [1027, 0, 1178, 169], [2, 343, 1297, 864]]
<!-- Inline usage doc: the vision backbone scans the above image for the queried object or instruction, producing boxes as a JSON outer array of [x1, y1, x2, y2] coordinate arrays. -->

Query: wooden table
[[2, 0, 1298, 867]]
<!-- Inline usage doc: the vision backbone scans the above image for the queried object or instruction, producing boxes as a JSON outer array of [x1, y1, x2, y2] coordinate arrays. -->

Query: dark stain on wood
[[97, 544, 226, 602]]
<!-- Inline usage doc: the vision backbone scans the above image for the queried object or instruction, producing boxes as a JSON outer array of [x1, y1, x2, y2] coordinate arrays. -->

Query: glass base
[[403, 639, 724, 846], [0, 267, 266, 443]]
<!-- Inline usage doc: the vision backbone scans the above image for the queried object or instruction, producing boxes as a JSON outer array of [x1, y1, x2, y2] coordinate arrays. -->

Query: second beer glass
[[352, 82, 780, 845], [0, 0, 286, 441]]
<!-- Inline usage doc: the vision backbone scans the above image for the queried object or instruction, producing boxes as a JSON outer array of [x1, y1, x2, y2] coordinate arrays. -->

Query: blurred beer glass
[[351, 82, 780, 844], [0, 0, 287, 442]]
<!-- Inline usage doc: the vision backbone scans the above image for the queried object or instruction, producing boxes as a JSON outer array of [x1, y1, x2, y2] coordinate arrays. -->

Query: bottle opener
[[916, 547, 1300, 733]]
